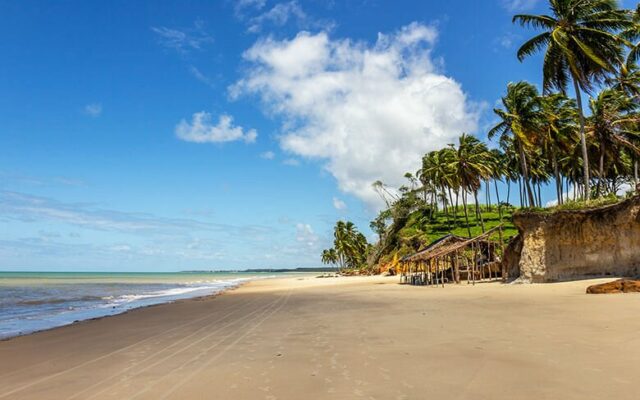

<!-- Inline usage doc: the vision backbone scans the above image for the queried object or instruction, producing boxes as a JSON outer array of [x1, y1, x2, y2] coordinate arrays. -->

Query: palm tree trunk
[[506, 180, 511, 206], [518, 178, 523, 207], [634, 159, 638, 193], [485, 180, 492, 211], [474, 190, 485, 233], [447, 187, 456, 219], [494, 180, 502, 220], [461, 191, 472, 237], [597, 142, 605, 198], [552, 151, 562, 205], [441, 186, 451, 232], [537, 182, 542, 207], [573, 77, 591, 200], [455, 189, 460, 221], [517, 140, 536, 207]]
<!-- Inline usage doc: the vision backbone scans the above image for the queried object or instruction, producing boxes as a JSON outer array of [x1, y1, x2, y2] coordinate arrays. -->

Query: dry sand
[[1, 275, 639, 399]]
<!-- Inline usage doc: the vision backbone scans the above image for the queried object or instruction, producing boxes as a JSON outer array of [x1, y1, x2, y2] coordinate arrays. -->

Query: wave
[[16, 296, 104, 306], [1, 276, 255, 340]]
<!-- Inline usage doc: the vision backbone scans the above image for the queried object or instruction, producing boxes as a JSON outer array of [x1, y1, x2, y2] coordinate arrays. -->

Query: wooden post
[[465, 251, 470, 284], [441, 257, 445, 288], [489, 240, 496, 280], [498, 224, 506, 282], [472, 241, 477, 286], [454, 250, 460, 283]]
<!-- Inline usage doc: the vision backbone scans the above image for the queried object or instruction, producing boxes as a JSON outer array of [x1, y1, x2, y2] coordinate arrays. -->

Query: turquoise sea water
[[0, 271, 274, 339]]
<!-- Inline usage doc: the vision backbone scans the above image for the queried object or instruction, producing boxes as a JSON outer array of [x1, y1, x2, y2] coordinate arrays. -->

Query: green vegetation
[[321, 221, 371, 272], [322, 1, 640, 272], [376, 205, 518, 267]]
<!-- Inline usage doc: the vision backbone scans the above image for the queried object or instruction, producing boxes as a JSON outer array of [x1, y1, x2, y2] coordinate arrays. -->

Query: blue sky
[[1, 0, 634, 271]]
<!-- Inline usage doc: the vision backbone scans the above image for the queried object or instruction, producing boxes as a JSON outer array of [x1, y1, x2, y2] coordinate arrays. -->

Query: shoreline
[[0, 284, 240, 343], [2, 275, 640, 399], [0, 274, 271, 341]]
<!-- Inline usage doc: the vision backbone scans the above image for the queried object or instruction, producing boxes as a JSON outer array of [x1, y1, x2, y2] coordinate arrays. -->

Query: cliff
[[506, 196, 640, 283]]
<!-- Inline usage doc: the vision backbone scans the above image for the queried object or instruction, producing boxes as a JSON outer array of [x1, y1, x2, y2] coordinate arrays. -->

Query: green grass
[[398, 205, 518, 248], [427, 207, 517, 242], [377, 205, 518, 266], [526, 194, 622, 213]]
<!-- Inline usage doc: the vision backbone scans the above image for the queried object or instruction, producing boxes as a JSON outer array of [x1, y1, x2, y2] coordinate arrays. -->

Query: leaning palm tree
[[321, 248, 338, 271], [514, 0, 633, 200], [489, 81, 541, 208]]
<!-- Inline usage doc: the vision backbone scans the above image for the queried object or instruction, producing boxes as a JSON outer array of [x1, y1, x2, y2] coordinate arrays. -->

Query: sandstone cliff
[[505, 196, 640, 283]]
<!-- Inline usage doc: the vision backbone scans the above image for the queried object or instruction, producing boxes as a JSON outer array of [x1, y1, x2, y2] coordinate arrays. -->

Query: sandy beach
[[1, 275, 639, 399]]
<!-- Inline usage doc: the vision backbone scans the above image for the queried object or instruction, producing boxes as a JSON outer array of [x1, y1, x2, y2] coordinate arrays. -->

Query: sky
[[1, 0, 635, 271]]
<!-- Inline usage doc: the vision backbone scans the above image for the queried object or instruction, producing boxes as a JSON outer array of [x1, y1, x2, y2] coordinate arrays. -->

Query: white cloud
[[231, 23, 480, 208], [295, 223, 319, 248], [282, 158, 300, 166], [0, 191, 274, 237], [246, 1, 333, 33], [332, 197, 347, 211], [494, 31, 520, 50], [235, 0, 266, 14], [500, 0, 539, 12], [176, 112, 257, 144], [189, 66, 215, 87], [260, 151, 276, 159], [84, 103, 102, 117], [151, 21, 213, 54], [248, 1, 306, 33]]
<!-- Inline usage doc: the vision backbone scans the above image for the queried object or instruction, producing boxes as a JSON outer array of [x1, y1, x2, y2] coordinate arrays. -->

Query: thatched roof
[[401, 226, 503, 263], [400, 234, 467, 262]]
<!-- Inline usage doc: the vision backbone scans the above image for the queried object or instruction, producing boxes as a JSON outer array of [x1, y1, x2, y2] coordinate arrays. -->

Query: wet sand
[[1, 275, 639, 399]]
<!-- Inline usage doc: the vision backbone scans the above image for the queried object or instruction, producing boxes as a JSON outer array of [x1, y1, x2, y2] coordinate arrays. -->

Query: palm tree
[[489, 81, 541, 207], [514, 0, 633, 200], [331, 220, 369, 271], [489, 148, 506, 218], [448, 133, 492, 235], [321, 248, 338, 270], [537, 93, 578, 204], [372, 180, 398, 209], [586, 88, 640, 196], [420, 148, 457, 224], [606, 57, 640, 99]]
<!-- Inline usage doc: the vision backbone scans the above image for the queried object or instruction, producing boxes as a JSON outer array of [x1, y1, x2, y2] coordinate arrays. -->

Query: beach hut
[[399, 225, 505, 286]]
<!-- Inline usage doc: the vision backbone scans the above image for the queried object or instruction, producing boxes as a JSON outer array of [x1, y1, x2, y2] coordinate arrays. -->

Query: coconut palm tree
[[321, 248, 338, 270], [448, 134, 493, 235], [586, 88, 640, 196], [537, 93, 579, 204], [514, 0, 633, 200], [331, 220, 369, 271], [606, 57, 640, 99], [489, 81, 541, 208], [489, 148, 506, 218]]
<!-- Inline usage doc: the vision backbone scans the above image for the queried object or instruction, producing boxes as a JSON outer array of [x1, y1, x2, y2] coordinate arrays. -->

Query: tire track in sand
[[0, 294, 255, 399], [130, 290, 291, 400], [68, 296, 262, 400], [83, 294, 282, 400]]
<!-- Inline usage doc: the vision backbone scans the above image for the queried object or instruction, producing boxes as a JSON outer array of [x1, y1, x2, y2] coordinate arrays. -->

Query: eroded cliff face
[[508, 196, 640, 283]]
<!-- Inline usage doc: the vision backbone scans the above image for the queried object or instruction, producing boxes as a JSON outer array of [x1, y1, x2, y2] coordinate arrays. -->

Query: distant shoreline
[[180, 267, 337, 273]]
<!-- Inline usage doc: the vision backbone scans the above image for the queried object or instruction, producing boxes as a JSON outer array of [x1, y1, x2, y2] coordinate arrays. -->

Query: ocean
[[0, 271, 273, 339]]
